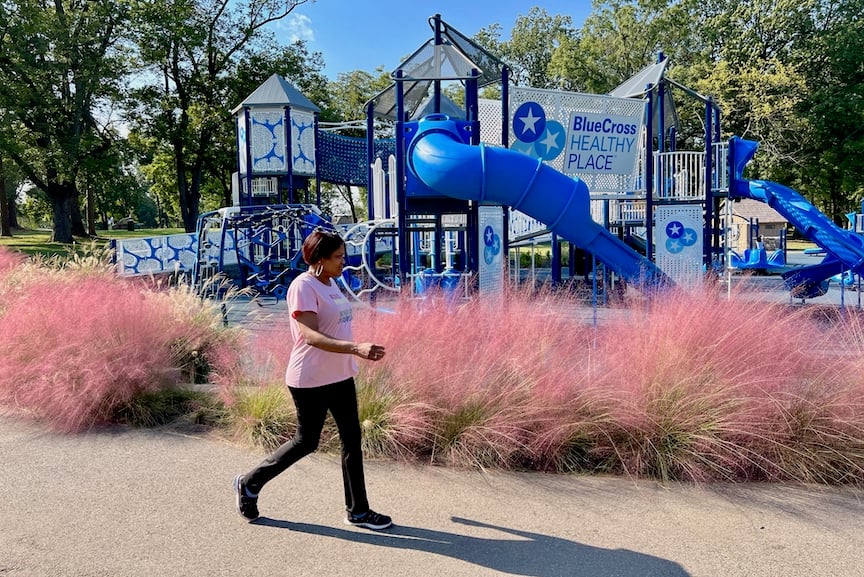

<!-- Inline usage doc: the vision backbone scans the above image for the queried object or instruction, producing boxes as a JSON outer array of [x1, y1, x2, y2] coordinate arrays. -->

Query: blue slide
[[405, 115, 671, 289], [729, 137, 864, 298]]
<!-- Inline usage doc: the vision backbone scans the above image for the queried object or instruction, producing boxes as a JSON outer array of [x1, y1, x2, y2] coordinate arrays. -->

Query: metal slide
[[406, 115, 671, 289], [729, 137, 864, 298]]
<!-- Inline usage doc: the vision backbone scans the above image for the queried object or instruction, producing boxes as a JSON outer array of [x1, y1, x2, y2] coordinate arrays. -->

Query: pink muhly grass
[[744, 308, 864, 484], [590, 287, 843, 481], [354, 289, 601, 469], [0, 270, 242, 433], [0, 247, 26, 280]]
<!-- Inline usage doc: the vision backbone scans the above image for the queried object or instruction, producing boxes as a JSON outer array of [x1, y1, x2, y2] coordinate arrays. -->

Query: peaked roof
[[609, 59, 669, 98], [367, 16, 506, 121], [411, 92, 465, 120], [394, 39, 482, 82], [724, 198, 789, 223], [231, 74, 320, 114]]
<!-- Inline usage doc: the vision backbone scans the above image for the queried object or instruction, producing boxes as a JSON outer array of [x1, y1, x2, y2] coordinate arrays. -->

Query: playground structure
[[112, 14, 864, 304]]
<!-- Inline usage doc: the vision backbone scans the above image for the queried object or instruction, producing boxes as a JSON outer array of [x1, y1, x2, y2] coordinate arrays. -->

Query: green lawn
[[0, 228, 186, 258]]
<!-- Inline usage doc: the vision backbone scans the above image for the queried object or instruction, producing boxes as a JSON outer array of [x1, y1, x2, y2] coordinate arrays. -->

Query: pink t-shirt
[[285, 272, 358, 388]]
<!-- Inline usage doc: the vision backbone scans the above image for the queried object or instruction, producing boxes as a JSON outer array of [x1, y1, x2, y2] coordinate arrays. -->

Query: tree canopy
[[1, 0, 863, 238]]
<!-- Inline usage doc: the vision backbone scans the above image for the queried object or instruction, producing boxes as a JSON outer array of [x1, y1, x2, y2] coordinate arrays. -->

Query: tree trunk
[[48, 181, 74, 244], [8, 199, 19, 230], [71, 191, 87, 237], [0, 158, 10, 237]]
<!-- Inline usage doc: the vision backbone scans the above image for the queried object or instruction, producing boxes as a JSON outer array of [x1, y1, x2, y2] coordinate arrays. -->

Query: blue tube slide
[[730, 137, 864, 297], [405, 115, 671, 288]]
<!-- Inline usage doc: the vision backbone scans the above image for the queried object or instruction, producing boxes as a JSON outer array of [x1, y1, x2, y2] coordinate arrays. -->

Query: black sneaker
[[345, 509, 392, 530], [233, 474, 259, 521]]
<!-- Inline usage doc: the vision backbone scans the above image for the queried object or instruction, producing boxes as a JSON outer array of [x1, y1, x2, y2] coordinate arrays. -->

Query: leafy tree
[[475, 8, 576, 89], [125, 0, 313, 232], [327, 68, 392, 131], [314, 68, 392, 222], [689, 0, 864, 222], [0, 0, 131, 243], [558, 0, 698, 94]]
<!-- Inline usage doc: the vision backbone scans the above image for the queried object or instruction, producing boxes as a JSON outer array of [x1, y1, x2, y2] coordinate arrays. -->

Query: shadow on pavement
[[252, 515, 690, 577]]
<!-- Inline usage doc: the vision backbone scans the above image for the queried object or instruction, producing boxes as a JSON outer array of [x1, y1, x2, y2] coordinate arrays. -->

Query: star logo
[[484, 225, 494, 247], [513, 102, 546, 143], [540, 127, 561, 154], [520, 108, 541, 135]]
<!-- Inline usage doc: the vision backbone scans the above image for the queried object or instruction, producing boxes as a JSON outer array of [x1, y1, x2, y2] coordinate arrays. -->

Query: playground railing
[[653, 143, 730, 201], [590, 196, 647, 225], [508, 208, 548, 243], [713, 142, 729, 192], [654, 151, 705, 200]]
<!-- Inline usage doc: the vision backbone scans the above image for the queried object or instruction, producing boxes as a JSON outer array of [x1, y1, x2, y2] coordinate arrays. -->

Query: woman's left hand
[[355, 342, 386, 361]]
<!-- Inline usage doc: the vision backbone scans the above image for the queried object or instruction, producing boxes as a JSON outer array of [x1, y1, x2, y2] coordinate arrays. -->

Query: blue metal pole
[[704, 98, 714, 269], [395, 70, 409, 277], [645, 84, 654, 262], [501, 66, 510, 262], [501, 66, 510, 147], [366, 101, 375, 219], [433, 14, 442, 113], [657, 53, 665, 153], [313, 112, 321, 207], [551, 232, 561, 284], [243, 108, 253, 207], [284, 106, 293, 204]]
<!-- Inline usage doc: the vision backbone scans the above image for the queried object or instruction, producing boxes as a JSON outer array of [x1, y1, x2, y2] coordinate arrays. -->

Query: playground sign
[[562, 113, 640, 175], [510, 87, 645, 193], [655, 205, 703, 289], [478, 205, 504, 298]]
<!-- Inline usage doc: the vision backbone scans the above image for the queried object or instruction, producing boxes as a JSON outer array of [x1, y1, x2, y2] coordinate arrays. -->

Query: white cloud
[[276, 13, 315, 43]]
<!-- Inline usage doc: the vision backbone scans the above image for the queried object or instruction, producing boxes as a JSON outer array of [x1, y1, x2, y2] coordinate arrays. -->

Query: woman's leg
[[242, 385, 328, 494], [327, 378, 370, 515]]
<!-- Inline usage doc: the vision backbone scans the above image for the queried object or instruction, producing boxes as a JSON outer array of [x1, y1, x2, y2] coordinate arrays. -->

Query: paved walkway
[[1, 416, 862, 577]]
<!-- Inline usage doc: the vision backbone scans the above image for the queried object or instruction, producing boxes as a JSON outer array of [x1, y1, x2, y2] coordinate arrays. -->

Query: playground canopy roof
[[231, 73, 321, 115], [368, 16, 505, 121], [412, 93, 465, 120], [609, 60, 669, 99], [610, 59, 679, 140]]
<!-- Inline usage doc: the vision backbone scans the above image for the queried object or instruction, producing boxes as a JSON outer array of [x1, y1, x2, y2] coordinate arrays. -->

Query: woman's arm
[[294, 311, 385, 360]]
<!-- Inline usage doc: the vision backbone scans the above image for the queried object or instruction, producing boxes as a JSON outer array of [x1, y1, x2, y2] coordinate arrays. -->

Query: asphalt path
[[1, 416, 862, 577]]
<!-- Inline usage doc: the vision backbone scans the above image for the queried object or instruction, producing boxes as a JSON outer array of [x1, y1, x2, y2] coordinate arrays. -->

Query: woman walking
[[234, 228, 391, 530]]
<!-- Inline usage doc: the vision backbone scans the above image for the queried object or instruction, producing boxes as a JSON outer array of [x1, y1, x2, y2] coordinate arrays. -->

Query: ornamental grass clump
[[750, 308, 864, 484], [0, 250, 245, 433], [591, 286, 842, 482], [353, 287, 599, 469]]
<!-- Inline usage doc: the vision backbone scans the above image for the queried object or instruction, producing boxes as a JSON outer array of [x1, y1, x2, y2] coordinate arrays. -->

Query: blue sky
[[272, 1, 592, 80]]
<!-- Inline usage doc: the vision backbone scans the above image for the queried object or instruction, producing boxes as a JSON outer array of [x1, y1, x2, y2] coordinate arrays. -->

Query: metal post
[[704, 98, 714, 269], [366, 101, 375, 219], [243, 108, 253, 207], [645, 84, 654, 262], [284, 106, 293, 203], [314, 112, 321, 207], [395, 71, 409, 277]]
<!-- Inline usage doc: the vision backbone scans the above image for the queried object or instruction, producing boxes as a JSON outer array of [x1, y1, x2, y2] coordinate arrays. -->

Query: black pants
[[242, 377, 370, 515]]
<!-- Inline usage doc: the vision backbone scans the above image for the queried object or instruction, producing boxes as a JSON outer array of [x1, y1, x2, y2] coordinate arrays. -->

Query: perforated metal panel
[[291, 110, 316, 176], [116, 234, 198, 276], [655, 205, 703, 289], [478, 98, 503, 146], [250, 109, 286, 173]]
